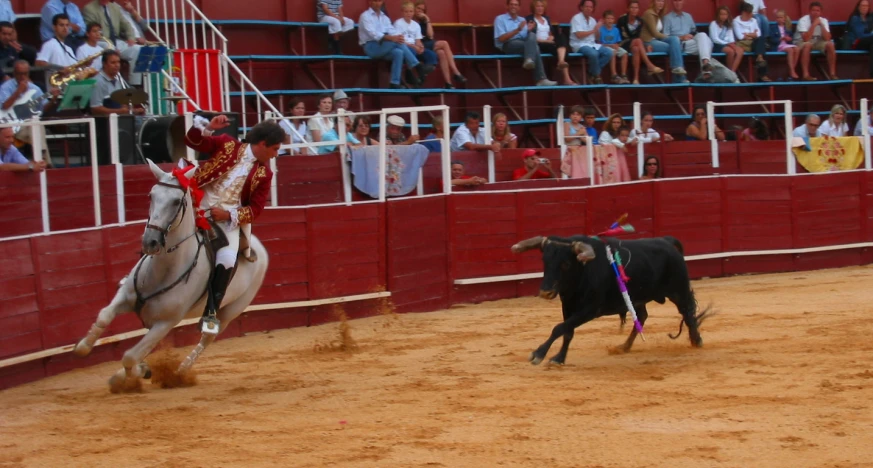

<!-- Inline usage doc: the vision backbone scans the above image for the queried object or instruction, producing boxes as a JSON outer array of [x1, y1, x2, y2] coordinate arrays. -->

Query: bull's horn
[[511, 236, 546, 253], [572, 241, 596, 263]]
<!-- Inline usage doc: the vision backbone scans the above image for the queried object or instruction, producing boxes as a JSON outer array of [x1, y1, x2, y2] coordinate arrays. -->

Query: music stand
[[134, 45, 169, 74], [59, 79, 96, 112]]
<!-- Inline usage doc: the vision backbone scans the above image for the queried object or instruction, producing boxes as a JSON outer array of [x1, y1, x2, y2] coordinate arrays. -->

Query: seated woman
[[686, 105, 726, 141], [618, 0, 663, 85], [639, 155, 661, 179], [414, 0, 467, 88], [629, 111, 674, 143], [740, 117, 770, 141], [710, 6, 744, 73], [492, 113, 518, 149], [306, 93, 339, 154], [819, 104, 850, 137], [279, 98, 308, 155], [640, 0, 686, 83], [526, 0, 575, 85], [346, 115, 380, 147]]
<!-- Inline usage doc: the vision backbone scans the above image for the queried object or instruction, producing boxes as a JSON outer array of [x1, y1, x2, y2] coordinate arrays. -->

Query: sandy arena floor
[[2, 267, 873, 467]]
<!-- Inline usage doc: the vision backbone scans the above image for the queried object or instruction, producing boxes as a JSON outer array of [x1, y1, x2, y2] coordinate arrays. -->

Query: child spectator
[[563, 105, 587, 146], [740, 117, 770, 141], [769, 10, 800, 80], [492, 113, 518, 149], [582, 107, 599, 144], [710, 6, 743, 73], [394, 1, 437, 88], [599, 10, 630, 84], [317, 0, 355, 54]]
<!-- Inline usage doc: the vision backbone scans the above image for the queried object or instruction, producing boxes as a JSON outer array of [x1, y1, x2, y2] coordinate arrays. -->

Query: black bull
[[511, 235, 711, 365]]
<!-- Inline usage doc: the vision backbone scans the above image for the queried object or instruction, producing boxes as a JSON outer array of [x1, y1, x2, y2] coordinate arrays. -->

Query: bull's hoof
[[529, 351, 544, 365], [548, 357, 565, 366], [691, 338, 704, 348], [608, 345, 630, 355]]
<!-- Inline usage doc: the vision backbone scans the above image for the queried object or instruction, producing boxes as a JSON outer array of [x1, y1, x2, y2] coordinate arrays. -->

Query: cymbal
[[110, 88, 149, 106]]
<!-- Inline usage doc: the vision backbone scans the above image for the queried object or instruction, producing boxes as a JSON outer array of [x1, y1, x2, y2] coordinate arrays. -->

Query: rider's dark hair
[[247, 120, 286, 146]]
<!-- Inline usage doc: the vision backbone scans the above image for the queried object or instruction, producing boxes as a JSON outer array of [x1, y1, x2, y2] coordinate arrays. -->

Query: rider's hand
[[208, 115, 230, 131], [210, 207, 230, 221]]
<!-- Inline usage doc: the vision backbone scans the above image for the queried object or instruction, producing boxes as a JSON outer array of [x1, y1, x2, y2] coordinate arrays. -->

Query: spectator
[[451, 161, 487, 186], [768, 9, 801, 80], [794, 1, 837, 81], [818, 104, 849, 136], [582, 107, 599, 144], [639, 155, 661, 179], [83, 0, 144, 85], [316, 0, 354, 54], [279, 98, 308, 155], [526, 0, 575, 85], [710, 6, 743, 73], [792, 114, 822, 138], [358, 0, 431, 89], [570, 0, 613, 85], [0, 127, 47, 172], [599, 113, 635, 146], [0, 22, 37, 68], [664, 0, 715, 80], [512, 148, 557, 180], [494, 0, 557, 86], [347, 115, 380, 147], [450, 111, 502, 153], [599, 10, 630, 84], [630, 110, 674, 142], [740, 117, 770, 141], [618, 0, 663, 84], [306, 93, 338, 153], [424, 114, 445, 140], [563, 105, 586, 146], [742, 0, 770, 44], [492, 112, 518, 149], [89, 50, 143, 115], [845, 0, 873, 78], [36, 14, 82, 69], [117, 1, 149, 44], [0, 0, 14, 23], [385, 114, 419, 145], [686, 105, 725, 141], [333, 89, 350, 112], [394, 1, 437, 88], [414, 0, 467, 88], [75, 22, 104, 71], [640, 0, 686, 82], [615, 125, 636, 149], [854, 107, 873, 136], [40, 0, 85, 49], [734, 2, 771, 82], [0, 60, 60, 162]]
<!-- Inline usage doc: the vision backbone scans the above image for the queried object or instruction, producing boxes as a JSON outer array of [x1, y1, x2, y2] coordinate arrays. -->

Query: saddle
[[204, 218, 258, 266]]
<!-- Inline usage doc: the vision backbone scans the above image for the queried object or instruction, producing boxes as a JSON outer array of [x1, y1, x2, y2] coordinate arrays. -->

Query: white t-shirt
[[818, 120, 849, 137], [854, 117, 873, 136], [450, 125, 485, 151], [393, 18, 423, 46], [629, 127, 661, 143], [709, 21, 736, 45], [306, 112, 335, 141], [733, 16, 761, 40], [76, 43, 105, 71], [743, 0, 766, 13], [569, 13, 600, 51], [534, 16, 550, 41], [795, 15, 830, 41], [36, 38, 78, 68]]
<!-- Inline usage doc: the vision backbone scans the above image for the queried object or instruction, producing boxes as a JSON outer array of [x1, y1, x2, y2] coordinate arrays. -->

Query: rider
[[184, 114, 284, 330]]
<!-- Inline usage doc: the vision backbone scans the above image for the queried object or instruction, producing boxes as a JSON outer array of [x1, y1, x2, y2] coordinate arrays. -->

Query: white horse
[[74, 159, 269, 389]]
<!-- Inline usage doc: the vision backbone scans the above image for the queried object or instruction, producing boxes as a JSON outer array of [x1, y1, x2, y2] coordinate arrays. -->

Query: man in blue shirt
[[0, 0, 16, 23], [792, 114, 822, 138], [0, 60, 60, 163], [494, 0, 556, 86], [663, 0, 714, 79], [40, 0, 85, 49], [0, 127, 47, 172], [357, 0, 433, 89]]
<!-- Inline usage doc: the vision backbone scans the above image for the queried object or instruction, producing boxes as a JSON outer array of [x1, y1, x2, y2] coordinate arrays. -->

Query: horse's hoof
[[72, 341, 92, 357], [529, 352, 543, 365]]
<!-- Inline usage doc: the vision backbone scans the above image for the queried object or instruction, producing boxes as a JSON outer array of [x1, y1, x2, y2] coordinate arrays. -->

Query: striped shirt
[[316, 0, 343, 21]]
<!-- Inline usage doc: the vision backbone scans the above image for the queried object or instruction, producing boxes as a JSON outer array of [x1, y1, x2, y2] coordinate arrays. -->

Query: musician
[[83, 0, 143, 85], [75, 22, 105, 71], [184, 115, 284, 328], [0, 60, 60, 162], [0, 21, 37, 68], [89, 50, 142, 115], [35, 13, 78, 69]]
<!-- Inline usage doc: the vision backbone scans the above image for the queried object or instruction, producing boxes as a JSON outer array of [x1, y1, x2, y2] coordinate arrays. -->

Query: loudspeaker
[[193, 111, 240, 160], [95, 115, 137, 165]]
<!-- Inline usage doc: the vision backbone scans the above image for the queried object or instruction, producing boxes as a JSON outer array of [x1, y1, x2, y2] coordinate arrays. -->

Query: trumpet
[[49, 34, 114, 88]]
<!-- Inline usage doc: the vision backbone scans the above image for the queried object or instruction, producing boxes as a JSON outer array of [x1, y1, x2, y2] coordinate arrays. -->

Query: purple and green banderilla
[[605, 244, 645, 341]]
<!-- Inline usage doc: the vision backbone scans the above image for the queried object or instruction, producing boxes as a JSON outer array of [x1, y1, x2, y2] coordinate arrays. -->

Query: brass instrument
[[49, 34, 114, 88]]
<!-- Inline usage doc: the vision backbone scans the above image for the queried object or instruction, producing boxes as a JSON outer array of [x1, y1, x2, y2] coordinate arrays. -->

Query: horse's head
[[142, 159, 195, 255]]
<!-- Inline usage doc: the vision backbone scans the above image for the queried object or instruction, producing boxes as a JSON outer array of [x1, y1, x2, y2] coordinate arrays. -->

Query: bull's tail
[[668, 302, 714, 340], [663, 235, 684, 255]]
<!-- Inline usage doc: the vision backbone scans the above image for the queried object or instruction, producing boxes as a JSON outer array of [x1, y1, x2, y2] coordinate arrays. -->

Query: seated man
[[569, 0, 613, 84], [89, 50, 144, 115], [663, 0, 714, 79], [494, 0, 556, 87], [385, 115, 419, 145], [792, 114, 822, 138], [36, 13, 79, 69], [0, 127, 47, 172], [512, 148, 557, 180], [854, 108, 873, 136], [83, 0, 144, 86], [40, 0, 86, 49], [793, 1, 838, 80], [0, 60, 60, 161], [451, 161, 487, 186], [0, 0, 15, 23], [0, 21, 37, 68], [358, 0, 431, 89], [449, 111, 502, 153], [317, 0, 355, 54]]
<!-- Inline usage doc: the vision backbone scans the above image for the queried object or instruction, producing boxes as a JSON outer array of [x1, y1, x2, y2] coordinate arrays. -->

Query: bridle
[[145, 181, 190, 251]]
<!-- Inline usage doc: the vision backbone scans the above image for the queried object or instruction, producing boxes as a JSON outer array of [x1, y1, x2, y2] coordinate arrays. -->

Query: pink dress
[[777, 25, 796, 52]]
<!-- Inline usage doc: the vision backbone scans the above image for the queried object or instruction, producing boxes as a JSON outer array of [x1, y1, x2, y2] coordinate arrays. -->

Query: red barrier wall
[[5, 171, 873, 390]]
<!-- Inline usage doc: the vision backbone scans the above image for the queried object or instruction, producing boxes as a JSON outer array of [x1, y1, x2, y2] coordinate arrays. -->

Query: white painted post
[[863, 98, 870, 170], [88, 118, 102, 227], [786, 100, 796, 175], [337, 108, 352, 205], [379, 112, 387, 202], [30, 119, 50, 233], [411, 111, 423, 195], [707, 101, 719, 170], [633, 101, 643, 175], [586, 136, 594, 185], [441, 106, 451, 194], [557, 105, 568, 179], [109, 114, 125, 223], [483, 105, 494, 183]]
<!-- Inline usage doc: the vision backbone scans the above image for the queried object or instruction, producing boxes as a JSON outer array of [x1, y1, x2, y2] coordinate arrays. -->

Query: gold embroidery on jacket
[[250, 165, 267, 194], [237, 206, 254, 225]]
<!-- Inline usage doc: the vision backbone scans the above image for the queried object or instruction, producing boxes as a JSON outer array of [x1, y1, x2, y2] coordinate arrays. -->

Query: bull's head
[[511, 236, 596, 300]]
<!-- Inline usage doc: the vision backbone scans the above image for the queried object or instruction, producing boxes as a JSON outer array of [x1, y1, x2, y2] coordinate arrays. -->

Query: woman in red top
[[512, 149, 557, 180]]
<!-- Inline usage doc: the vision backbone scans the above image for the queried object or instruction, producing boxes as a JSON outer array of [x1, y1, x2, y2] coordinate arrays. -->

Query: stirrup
[[201, 316, 220, 335]]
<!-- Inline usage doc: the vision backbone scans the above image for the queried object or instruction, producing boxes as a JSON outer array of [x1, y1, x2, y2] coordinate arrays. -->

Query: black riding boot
[[201, 265, 232, 331]]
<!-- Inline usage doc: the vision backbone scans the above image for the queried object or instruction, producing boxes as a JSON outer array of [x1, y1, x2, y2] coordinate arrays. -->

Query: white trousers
[[320, 16, 354, 35], [214, 221, 240, 269], [680, 33, 713, 64]]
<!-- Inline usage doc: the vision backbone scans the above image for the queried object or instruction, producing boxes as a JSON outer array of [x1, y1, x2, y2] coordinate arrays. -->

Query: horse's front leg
[[74, 282, 135, 357], [112, 321, 175, 385]]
